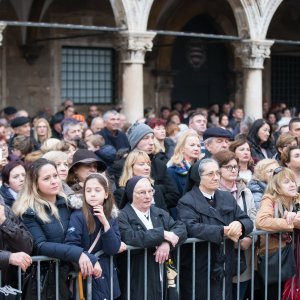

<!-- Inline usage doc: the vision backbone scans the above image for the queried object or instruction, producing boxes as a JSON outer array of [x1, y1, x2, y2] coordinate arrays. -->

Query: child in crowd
[[65, 173, 125, 299], [87, 134, 117, 167]]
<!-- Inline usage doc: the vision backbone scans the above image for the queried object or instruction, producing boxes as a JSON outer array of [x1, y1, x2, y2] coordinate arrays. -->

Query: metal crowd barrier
[[0, 230, 295, 300]]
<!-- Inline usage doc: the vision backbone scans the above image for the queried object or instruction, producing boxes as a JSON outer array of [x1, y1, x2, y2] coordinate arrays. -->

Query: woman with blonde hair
[[167, 129, 201, 196], [33, 118, 52, 147], [248, 158, 280, 209], [256, 167, 300, 299], [12, 158, 97, 298], [115, 149, 168, 211]]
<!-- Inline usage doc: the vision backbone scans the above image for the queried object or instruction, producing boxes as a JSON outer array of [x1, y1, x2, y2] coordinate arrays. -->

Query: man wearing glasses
[[177, 158, 253, 300]]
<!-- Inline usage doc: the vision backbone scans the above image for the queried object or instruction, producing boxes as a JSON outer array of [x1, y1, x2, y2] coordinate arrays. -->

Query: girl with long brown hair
[[64, 173, 125, 299]]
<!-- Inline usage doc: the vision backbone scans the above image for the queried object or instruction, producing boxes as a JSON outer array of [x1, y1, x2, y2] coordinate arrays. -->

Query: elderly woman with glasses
[[118, 176, 187, 300], [177, 158, 253, 300], [213, 150, 256, 299], [256, 167, 300, 299]]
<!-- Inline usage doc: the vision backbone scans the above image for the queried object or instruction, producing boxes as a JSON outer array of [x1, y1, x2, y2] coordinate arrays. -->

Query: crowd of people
[[1, 99, 300, 299]]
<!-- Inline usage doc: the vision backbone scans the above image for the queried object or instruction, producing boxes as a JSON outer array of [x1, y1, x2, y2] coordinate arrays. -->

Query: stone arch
[[227, 0, 283, 39], [150, 0, 238, 70], [109, 0, 154, 31]]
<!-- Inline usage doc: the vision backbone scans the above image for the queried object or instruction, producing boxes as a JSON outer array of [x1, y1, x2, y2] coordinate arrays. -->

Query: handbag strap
[[88, 230, 101, 253], [241, 191, 247, 213]]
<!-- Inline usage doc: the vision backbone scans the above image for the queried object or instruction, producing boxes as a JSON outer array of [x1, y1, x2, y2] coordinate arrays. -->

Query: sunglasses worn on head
[[273, 167, 283, 176]]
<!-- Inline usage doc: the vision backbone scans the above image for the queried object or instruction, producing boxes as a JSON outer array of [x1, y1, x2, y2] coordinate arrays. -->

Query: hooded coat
[[177, 187, 253, 300]]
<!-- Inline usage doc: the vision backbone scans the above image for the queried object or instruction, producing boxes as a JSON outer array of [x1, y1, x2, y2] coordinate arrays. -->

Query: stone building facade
[[0, 0, 299, 122]]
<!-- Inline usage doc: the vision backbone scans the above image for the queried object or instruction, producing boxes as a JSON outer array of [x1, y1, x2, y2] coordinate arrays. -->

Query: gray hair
[[103, 110, 119, 121], [198, 158, 219, 178], [62, 118, 79, 136], [91, 116, 104, 127], [203, 137, 214, 146], [42, 151, 68, 163]]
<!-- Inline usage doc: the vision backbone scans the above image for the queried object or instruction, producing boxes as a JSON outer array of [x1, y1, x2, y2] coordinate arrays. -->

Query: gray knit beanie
[[127, 123, 154, 149]]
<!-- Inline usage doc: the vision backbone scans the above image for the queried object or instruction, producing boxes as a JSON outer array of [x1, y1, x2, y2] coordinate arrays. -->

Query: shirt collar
[[200, 189, 215, 199]]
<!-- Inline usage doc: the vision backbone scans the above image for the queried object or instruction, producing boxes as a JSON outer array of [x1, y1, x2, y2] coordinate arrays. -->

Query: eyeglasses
[[202, 171, 221, 178], [273, 167, 283, 176], [222, 165, 239, 172], [36, 126, 47, 129], [134, 189, 155, 197]]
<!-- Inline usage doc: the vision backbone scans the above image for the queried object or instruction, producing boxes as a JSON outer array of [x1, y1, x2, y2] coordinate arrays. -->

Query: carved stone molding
[[0, 22, 6, 46], [235, 39, 274, 69], [117, 31, 156, 64]]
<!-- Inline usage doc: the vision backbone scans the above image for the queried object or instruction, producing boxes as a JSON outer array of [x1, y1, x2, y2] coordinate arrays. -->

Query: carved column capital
[[235, 39, 274, 69], [117, 31, 156, 64], [0, 22, 7, 46]]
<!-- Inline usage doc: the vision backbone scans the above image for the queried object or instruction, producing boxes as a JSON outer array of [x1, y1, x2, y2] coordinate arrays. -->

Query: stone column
[[118, 31, 156, 124], [235, 40, 273, 120]]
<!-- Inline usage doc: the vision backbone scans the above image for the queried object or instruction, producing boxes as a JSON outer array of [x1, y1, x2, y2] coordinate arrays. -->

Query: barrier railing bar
[[192, 242, 195, 300], [207, 242, 211, 300], [265, 233, 269, 300], [278, 233, 282, 299], [55, 261, 59, 300], [127, 249, 130, 300], [144, 248, 147, 300], [237, 240, 241, 300], [110, 255, 113, 300], [251, 236, 255, 300]]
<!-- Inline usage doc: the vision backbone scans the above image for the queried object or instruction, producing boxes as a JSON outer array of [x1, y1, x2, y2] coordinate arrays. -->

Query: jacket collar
[[122, 203, 164, 230], [189, 186, 234, 224]]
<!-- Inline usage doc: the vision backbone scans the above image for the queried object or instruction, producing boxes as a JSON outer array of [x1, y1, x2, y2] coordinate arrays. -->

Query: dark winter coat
[[98, 128, 130, 151], [177, 187, 253, 300], [21, 196, 93, 263], [112, 154, 180, 209], [248, 140, 276, 163], [118, 204, 187, 300], [0, 198, 33, 286], [167, 164, 189, 197], [0, 185, 15, 207], [64, 209, 121, 299]]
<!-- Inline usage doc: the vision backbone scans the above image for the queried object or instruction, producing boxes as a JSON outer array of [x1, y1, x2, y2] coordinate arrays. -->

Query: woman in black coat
[[247, 119, 276, 163], [0, 196, 33, 287], [177, 158, 253, 300], [118, 176, 187, 300]]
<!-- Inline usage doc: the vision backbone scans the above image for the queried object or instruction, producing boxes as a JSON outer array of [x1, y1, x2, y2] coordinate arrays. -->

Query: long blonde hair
[[33, 118, 52, 143], [13, 158, 62, 222], [119, 150, 153, 187], [169, 129, 201, 165]]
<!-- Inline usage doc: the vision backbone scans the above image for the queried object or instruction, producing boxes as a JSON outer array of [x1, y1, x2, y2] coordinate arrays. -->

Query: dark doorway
[[171, 15, 229, 108]]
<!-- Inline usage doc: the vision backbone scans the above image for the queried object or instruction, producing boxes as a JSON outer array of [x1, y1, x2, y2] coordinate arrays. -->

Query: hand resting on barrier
[[79, 252, 94, 277], [93, 261, 102, 279], [164, 231, 179, 247], [283, 211, 297, 225], [224, 221, 242, 243], [154, 241, 170, 264], [8, 252, 32, 272]]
